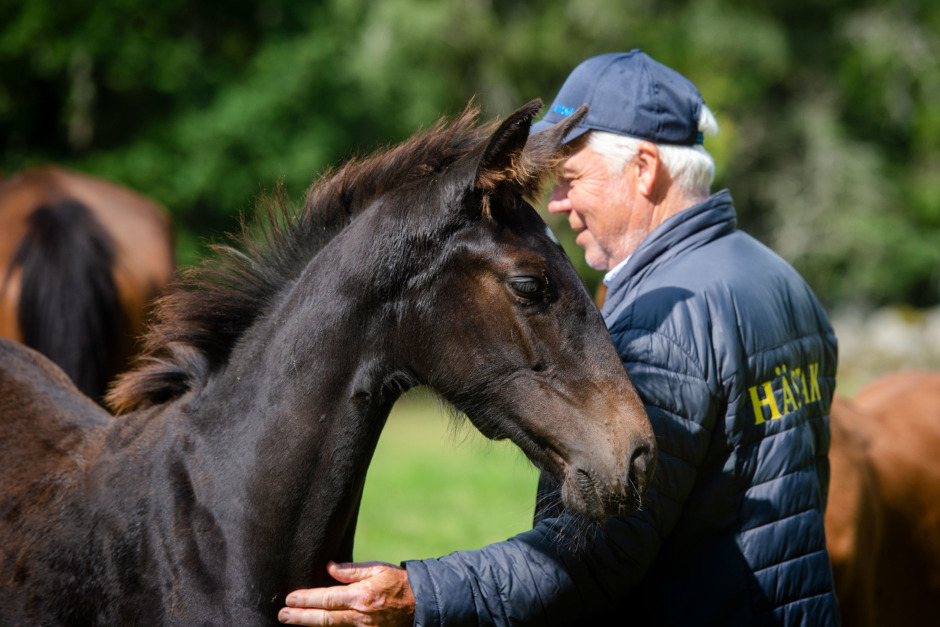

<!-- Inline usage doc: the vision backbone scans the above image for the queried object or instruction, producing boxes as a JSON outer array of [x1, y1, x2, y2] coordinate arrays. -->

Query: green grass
[[353, 390, 540, 564]]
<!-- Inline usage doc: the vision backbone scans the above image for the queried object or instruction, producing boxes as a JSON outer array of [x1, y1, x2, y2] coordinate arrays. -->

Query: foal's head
[[369, 101, 656, 520]]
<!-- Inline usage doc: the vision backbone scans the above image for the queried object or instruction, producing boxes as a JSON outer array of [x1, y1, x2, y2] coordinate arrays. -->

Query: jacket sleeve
[[404, 331, 718, 626]]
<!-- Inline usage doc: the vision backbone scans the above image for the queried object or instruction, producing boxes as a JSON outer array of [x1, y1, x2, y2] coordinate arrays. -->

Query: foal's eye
[[508, 277, 542, 300]]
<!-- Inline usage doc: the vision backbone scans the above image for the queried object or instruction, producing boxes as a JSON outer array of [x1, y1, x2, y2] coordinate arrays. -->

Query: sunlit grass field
[[353, 389, 540, 564]]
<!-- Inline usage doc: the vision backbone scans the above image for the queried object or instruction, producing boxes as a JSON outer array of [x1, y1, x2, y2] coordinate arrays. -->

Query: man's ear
[[635, 141, 662, 199]]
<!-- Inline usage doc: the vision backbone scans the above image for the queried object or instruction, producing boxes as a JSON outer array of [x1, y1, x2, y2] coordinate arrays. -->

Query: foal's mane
[[106, 107, 493, 414]]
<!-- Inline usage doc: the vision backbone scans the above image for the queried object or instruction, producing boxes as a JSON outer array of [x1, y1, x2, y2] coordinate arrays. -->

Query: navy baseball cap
[[531, 50, 705, 146]]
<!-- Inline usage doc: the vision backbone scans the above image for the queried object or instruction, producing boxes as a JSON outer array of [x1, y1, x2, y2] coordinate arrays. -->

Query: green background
[[354, 391, 538, 564]]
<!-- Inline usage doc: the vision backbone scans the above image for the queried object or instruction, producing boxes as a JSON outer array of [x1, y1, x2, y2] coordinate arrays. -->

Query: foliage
[[2, 0, 938, 305]]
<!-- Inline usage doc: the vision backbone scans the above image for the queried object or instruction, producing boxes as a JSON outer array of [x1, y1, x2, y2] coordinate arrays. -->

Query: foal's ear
[[474, 99, 543, 198], [474, 100, 589, 208], [477, 99, 542, 189], [524, 104, 589, 166]]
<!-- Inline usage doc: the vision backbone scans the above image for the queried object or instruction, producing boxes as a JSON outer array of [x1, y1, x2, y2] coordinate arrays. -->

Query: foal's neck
[[187, 241, 408, 591]]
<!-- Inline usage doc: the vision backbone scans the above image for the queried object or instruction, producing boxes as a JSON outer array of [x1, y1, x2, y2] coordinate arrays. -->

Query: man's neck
[[650, 189, 708, 232]]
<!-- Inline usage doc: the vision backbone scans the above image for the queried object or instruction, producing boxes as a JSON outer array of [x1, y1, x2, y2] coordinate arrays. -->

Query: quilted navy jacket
[[405, 190, 840, 626]]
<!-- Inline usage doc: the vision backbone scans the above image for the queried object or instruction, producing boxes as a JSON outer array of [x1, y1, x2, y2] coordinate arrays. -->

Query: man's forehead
[[560, 142, 603, 173]]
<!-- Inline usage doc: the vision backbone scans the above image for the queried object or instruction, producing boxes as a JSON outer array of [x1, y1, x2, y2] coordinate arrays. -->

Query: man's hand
[[278, 561, 415, 626]]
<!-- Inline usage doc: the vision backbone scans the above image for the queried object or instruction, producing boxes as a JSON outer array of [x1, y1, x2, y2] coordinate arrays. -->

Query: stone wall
[[831, 305, 940, 395]]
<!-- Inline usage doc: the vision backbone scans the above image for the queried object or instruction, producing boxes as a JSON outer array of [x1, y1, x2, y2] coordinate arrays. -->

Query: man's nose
[[547, 183, 571, 214]]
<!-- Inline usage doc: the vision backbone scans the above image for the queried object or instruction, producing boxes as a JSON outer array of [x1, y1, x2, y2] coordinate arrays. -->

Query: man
[[280, 50, 840, 626]]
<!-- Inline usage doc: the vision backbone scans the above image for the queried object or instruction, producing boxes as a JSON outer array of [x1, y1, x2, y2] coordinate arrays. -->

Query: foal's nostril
[[627, 442, 656, 495], [575, 467, 597, 492]]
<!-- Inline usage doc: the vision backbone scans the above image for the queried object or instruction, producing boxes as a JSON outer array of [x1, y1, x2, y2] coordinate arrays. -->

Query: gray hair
[[587, 104, 720, 198]]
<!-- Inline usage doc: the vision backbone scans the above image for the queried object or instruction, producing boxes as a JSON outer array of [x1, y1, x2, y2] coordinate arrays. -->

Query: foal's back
[[0, 339, 114, 620], [0, 338, 109, 522]]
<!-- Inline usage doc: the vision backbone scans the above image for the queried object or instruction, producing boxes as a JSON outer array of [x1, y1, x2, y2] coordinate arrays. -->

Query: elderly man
[[280, 50, 840, 626]]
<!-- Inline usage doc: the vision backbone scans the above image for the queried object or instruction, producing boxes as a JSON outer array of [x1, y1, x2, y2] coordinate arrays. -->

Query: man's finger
[[278, 608, 359, 626], [286, 586, 358, 611]]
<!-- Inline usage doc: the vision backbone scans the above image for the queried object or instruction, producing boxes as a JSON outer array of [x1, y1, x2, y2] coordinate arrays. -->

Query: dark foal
[[0, 101, 655, 625]]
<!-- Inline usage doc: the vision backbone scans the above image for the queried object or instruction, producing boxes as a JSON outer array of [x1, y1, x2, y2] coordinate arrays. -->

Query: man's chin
[[576, 237, 608, 271], [584, 253, 610, 272]]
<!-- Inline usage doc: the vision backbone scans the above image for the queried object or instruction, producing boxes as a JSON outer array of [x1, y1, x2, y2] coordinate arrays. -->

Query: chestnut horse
[[0, 101, 656, 625], [0, 166, 174, 401], [827, 371, 940, 625]]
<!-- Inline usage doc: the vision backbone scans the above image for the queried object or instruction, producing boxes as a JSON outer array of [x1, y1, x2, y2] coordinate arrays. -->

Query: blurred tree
[[1, 0, 937, 306]]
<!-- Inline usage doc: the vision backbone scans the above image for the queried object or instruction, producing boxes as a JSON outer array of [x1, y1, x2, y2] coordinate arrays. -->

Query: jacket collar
[[601, 189, 737, 317]]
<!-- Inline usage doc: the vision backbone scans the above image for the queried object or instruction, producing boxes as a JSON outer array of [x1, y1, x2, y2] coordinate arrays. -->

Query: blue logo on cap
[[552, 104, 577, 117]]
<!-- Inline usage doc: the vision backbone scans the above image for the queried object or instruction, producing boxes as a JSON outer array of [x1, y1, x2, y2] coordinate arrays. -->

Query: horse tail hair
[[9, 199, 123, 400]]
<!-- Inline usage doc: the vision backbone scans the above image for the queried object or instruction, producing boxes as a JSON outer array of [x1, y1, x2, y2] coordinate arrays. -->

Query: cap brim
[[529, 119, 591, 144]]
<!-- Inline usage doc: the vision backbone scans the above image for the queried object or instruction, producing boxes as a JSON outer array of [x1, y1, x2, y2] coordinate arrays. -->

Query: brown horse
[[827, 371, 940, 625], [0, 166, 174, 401], [0, 101, 656, 625]]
